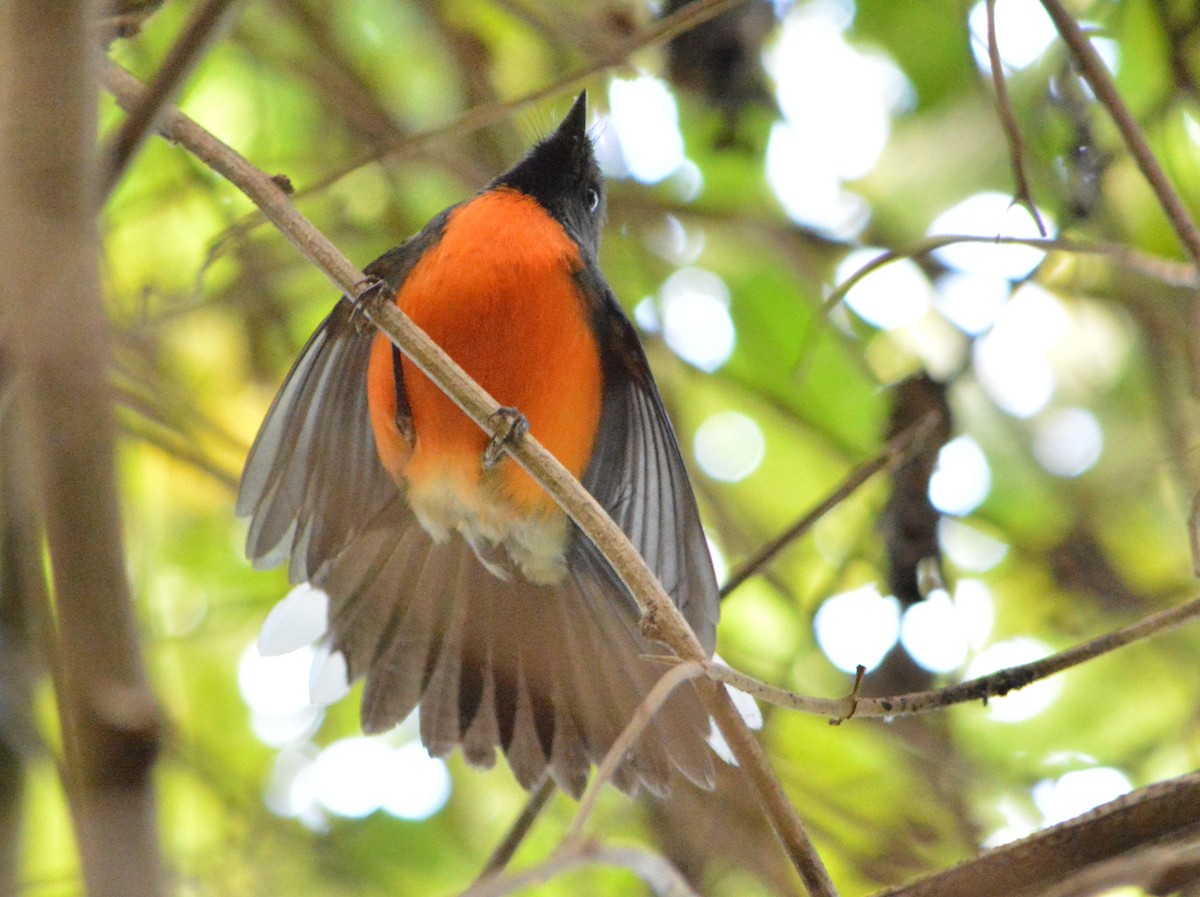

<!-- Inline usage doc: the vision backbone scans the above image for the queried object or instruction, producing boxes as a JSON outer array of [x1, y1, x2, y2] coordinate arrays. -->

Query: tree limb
[[871, 771, 1200, 897], [1, 7, 165, 897], [1039, 0, 1200, 269]]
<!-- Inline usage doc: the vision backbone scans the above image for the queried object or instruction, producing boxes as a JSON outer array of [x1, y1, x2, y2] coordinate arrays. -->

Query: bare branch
[[101, 0, 242, 195], [475, 777, 557, 882], [721, 410, 946, 599], [2, 8, 164, 897], [462, 841, 702, 897], [872, 771, 1200, 897], [100, 60, 838, 897], [985, 0, 1047, 236], [565, 662, 705, 848], [1039, 0, 1200, 270], [698, 595, 1200, 722]]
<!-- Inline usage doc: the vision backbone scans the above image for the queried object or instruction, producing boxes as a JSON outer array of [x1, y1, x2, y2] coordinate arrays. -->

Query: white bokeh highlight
[[968, 0, 1058, 71], [608, 76, 685, 184], [1033, 407, 1103, 477], [660, 267, 736, 371], [929, 192, 1052, 280], [694, 411, 766, 482], [965, 637, 1062, 722], [814, 585, 901, 673], [1032, 767, 1132, 826], [929, 435, 992, 516], [837, 249, 934, 330], [765, 1, 910, 237], [900, 590, 970, 673]]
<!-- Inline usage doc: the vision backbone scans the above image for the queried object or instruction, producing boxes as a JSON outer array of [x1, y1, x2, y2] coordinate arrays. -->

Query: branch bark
[[0, 6, 165, 897], [1039, 0, 1200, 269], [872, 772, 1200, 897], [696, 594, 1200, 721], [100, 59, 837, 897]]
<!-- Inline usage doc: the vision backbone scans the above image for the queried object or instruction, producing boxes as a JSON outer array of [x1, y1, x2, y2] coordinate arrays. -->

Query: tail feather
[[305, 503, 718, 797]]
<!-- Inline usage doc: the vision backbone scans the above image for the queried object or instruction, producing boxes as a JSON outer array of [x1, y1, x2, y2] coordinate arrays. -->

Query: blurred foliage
[[13, 0, 1200, 894]]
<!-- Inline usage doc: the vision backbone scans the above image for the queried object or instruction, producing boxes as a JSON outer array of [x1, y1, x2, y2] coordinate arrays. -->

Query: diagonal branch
[[100, 60, 838, 897], [101, 0, 242, 195], [565, 662, 705, 848], [1039, 0, 1200, 269], [985, 0, 1047, 236], [721, 410, 946, 599], [871, 771, 1200, 897]]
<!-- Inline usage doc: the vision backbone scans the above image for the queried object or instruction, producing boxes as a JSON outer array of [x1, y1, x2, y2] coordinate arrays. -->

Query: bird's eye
[[586, 187, 600, 213]]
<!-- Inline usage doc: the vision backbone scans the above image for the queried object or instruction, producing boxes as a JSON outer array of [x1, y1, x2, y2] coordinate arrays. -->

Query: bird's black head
[[494, 92, 607, 262]]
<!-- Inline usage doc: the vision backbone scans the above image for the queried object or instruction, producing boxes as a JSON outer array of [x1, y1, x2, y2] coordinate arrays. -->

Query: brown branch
[[697, 594, 1200, 722], [214, 0, 756, 251], [462, 841, 702, 897], [100, 59, 838, 897], [1039, 0, 1200, 269], [721, 411, 946, 599], [101, 0, 242, 195], [2, 8, 165, 897], [985, 0, 1047, 236], [475, 776, 557, 882], [872, 771, 1200, 897], [565, 662, 704, 849], [823, 234, 1199, 321]]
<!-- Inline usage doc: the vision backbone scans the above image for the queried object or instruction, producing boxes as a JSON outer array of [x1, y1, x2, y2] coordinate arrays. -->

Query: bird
[[238, 92, 721, 798]]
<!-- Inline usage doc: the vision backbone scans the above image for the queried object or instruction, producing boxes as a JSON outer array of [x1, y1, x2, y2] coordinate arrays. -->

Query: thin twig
[[564, 661, 704, 849], [1039, 0, 1200, 269], [101, 0, 242, 195], [476, 776, 557, 882], [985, 0, 1047, 236], [696, 594, 1200, 721], [462, 841, 701, 897], [100, 60, 838, 897], [721, 411, 945, 599], [213, 0, 755, 249], [822, 233, 1199, 325]]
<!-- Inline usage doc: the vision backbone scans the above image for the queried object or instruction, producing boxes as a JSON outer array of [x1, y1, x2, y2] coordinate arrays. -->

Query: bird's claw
[[483, 406, 529, 469], [348, 275, 388, 335]]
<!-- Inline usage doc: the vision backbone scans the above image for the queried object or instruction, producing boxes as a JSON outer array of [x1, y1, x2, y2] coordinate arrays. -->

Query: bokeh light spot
[[929, 435, 992, 516], [939, 518, 1009, 572], [814, 585, 900, 673], [660, 268, 736, 371], [381, 742, 453, 820], [929, 192, 1053, 279], [694, 411, 766, 482], [935, 272, 1011, 335], [608, 76, 684, 183], [900, 590, 969, 673], [1032, 767, 1131, 826], [837, 249, 934, 330], [1033, 407, 1103, 477], [968, 0, 1058, 71]]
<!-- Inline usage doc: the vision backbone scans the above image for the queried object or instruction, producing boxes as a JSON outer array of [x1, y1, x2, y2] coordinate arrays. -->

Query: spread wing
[[580, 271, 720, 654], [237, 223, 445, 579]]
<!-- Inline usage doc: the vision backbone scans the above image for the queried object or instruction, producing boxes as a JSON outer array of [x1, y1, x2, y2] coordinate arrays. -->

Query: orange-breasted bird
[[238, 92, 720, 797]]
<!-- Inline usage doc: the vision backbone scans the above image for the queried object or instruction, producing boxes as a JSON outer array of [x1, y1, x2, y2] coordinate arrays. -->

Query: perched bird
[[238, 93, 721, 797]]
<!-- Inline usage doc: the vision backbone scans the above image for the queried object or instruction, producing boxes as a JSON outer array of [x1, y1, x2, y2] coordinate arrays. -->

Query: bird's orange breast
[[367, 187, 603, 525]]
